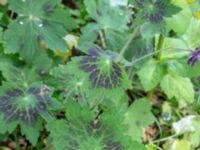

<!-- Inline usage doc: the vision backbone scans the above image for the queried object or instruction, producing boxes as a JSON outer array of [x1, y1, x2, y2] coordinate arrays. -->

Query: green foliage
[[84, 0, 130, 30], [83, 0, 131, 52], [137, 59, 166, 91], [160, 73, 194, 103], [0, 60, 58, 145], [0, 81, 46, 145], [50, 47, 132, 107], [0, 0, 200, 149], [124, 99, 155, 142], [165, 0, 192, 35], [132, 0, 181, 36], [47, 100, 146, 150], [190, 118, 200, 147], [4, 0, 76, 63], [182, 18, 200, 48]]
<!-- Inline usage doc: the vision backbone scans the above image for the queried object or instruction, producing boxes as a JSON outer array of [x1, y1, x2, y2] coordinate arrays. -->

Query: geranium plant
[[0, 0, 199, 149]]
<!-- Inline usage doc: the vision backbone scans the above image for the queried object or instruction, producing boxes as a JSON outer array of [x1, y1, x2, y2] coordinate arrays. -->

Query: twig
[[99, 30, 107, 49], [10, 11, 14, 19]]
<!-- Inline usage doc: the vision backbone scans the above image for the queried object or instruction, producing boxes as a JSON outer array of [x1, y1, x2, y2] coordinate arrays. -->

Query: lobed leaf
[[47, 100, 146, 150], [50, 48, 132, 107], [137, 59, 166, 91], [124, 98, 155, 142], [160, 73, 194, 103], [4, 0, 75, 62]]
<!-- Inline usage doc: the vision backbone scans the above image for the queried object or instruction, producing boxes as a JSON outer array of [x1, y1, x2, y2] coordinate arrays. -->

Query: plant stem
[[147, 90, 154, 101], [14, 130, 21, 150], [124, 47, 192, 67], [99, 30, 107, 49], [156, 34, 164, 50], [152, 134, 179, 143], [116, 27, 140, 62], [154, 117, 163, 139]]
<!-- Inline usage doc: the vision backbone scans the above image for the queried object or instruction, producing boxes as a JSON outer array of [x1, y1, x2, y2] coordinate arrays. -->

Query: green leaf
[[172, 139, 191, 150], [109, 0, 128, 7], [137, 59, 166, 91], [124, 99, 155, 142], [78, 48, 132, 89], [184, 61, 200, 78], [160, 73, 194, 103], [47, 101, 146, 150], [51, 8, 78, 31], [78, 23, 100, 52], [79, 23, 100, 44], [83, 0, 131, 52], [4, 0, 74, 62], [182, 18, 200, 48], [0, 82, 53, 124], [0, 81, 54, 144], [65, 100, 94, 121], [124, 34, 149, 62], [0, 57, 47, 86], [84, 0, 131, 31], [0, 62, 59, 144], [84, 0, 97, 19], [133, 0, 181, 35], [104, 29, 128, 52], [190, 118, 200, 147], [0, 114, 18, 134], [0, 5, 10, 27], [20, 118, 43, 145], [165, 0, 192, 35], [140, 22, 162, 38], [158, 37, 190, 60], [162, 59, 200, 78], [50, 48, 132, 107]]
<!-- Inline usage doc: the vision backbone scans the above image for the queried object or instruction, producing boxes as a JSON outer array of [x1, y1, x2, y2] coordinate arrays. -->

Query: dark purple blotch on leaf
[[0, 86, 51, 126], [79, 48, 122, 88]]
